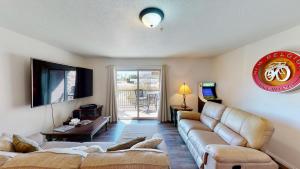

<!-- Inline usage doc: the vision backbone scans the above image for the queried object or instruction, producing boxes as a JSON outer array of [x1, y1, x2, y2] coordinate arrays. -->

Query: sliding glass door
[[116, 69, 161, 119]]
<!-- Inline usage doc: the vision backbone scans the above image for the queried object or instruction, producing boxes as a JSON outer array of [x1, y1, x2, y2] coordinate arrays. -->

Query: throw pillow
[[0, 136, 14, 152], [84, 145, 104, 153], [12, 135, 40, 153], [106, 137, 146, 152], [130, 138, 163, 149], [71, 145, 104, 153]]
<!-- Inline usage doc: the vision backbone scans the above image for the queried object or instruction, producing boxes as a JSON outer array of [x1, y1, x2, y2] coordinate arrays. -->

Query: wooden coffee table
[[41, 116, 110, 141]]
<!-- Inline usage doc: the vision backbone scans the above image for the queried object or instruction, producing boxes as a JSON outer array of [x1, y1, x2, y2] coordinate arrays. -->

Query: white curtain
[[158, 64, 169, 122], [105, 65, 118, 123]]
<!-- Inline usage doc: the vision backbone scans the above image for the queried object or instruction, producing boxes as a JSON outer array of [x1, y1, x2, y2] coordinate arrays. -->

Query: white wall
[[85, 57, 214, 118], [0, 27, 90, 136], [3, 19, 297, 168], [0, 26, 214, 135], [212, 25, 300, 169]]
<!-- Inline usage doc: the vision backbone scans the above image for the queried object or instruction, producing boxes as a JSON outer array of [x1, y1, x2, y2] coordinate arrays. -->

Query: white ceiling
[[0, 0, 300, 58]]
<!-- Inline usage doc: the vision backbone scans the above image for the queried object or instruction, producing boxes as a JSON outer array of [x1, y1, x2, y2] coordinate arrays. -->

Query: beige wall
[[212, 25, 300, 169], [0, 27, 90, 136], [84, 57, 214, 117]]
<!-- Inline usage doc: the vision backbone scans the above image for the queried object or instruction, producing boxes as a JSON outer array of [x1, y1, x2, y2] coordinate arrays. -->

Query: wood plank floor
[[92, 120, 198, 169]]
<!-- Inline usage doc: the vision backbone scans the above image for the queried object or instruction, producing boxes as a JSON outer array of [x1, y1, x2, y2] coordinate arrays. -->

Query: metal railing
[[116, 89, 160, 108]]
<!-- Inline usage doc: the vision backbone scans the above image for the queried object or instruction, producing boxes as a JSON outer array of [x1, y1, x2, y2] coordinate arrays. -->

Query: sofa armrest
[[177, 111, 200, 121], [204, 144, 278, 169]]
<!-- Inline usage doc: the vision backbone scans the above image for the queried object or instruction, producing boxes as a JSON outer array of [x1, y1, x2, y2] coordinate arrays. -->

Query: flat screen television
[[31, 59, 93, 107]]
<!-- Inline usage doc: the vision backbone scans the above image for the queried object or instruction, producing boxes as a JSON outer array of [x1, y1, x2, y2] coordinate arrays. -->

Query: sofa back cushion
[[200, 102, 226, 129], [214, 123, 247, 146], [220, 107, 274, 149], [0, 156, 10, 167], [0, 152, 82, 169]]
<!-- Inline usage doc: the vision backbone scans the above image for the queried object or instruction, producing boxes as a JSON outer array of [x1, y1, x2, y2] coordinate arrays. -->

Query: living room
[[0, 1, 300, 169]]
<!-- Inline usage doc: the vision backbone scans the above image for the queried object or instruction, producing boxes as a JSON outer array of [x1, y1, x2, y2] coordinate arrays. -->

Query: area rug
[[117, 124, 159, 143]]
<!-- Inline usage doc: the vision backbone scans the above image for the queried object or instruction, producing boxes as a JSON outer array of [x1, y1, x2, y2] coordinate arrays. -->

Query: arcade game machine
[[198, 82, 222, 112]]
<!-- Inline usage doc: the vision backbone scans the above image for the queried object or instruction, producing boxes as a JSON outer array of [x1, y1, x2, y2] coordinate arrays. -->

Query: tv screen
[[74, 67, 93, 98], [31, 59, 93, 107]]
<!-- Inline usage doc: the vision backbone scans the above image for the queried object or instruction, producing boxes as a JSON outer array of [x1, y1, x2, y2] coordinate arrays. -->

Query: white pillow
[[0, 136, 14, 152], [130, 138, 163, 149], [71, 145, 104, 153], [84, 145, 104, 153]]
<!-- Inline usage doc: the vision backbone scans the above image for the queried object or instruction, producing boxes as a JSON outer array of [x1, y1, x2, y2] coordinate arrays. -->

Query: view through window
[[116, 70, 161, 119]]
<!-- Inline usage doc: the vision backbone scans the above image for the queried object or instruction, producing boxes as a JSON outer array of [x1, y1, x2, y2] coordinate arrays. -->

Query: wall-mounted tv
[[31, 59, 93, 107]]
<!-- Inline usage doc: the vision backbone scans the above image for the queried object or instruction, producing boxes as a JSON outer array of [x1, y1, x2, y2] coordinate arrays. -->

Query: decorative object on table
[[12, 135, 40, 153], [53, 125, 75, 132], [80, 120, 92, 126], [69, 118, 80, 126], [253, 51, 300, 92], [106, 137, 146, 152], [198, 82, 222, 112], [170, 105, 193, 127], [178, 82, 192, 108]]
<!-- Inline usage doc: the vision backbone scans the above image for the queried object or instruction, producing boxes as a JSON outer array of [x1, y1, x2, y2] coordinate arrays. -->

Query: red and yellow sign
[[252, 51, 300, 92]]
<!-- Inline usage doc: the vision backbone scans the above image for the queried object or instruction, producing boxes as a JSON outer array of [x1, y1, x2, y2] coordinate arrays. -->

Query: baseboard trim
[[265, 150, 298, 169]]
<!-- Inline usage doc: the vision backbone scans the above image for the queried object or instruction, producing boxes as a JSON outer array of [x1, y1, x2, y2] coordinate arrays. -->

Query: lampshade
[[178, 83, 192, 95], [139, 7, 164, 28]]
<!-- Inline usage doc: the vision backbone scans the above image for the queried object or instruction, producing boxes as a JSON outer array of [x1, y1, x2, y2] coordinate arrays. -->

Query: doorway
[[116, 69, 161, 119]]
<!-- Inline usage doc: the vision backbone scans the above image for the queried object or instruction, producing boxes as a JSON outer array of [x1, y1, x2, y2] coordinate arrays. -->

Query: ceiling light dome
[[139, 7, 164, 28]]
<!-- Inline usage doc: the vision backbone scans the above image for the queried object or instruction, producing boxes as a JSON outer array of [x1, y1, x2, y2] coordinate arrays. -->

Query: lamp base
[[181, 94, 187, 109], [181, 104, 188, 109]]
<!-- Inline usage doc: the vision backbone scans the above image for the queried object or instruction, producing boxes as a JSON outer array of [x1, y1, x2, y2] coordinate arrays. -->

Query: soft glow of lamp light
[[139, 7, 164, 28], [178, 83, 192, 108]]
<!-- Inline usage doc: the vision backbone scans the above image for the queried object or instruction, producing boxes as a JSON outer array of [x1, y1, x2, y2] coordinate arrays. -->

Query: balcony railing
[[116, 89, 160, 109]]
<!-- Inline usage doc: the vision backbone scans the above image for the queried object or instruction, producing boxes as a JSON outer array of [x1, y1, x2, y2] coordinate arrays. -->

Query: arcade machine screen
[[201, 82, 217, 99], [198, 82, 222, 112], [202, 88, 214, 98]]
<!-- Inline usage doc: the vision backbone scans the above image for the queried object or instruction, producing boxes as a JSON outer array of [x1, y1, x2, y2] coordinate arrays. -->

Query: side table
[[170, 105, 193, 127]]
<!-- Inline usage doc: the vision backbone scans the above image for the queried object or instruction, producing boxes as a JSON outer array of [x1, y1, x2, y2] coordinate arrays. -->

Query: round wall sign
[[252, 51, 300, 92]]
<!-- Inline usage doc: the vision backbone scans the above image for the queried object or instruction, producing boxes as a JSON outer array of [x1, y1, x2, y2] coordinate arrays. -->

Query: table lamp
[[178, 82, 192, 108]]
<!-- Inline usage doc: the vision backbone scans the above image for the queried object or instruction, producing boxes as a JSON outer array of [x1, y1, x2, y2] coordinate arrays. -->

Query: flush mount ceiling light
[[139, 7, 164, 28]]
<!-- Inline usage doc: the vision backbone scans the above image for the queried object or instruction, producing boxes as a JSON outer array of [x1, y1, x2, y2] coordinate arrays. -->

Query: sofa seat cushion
[[188, 130, 227, 157], [179, 119, 211, 134], [214, 123, 247, 146]]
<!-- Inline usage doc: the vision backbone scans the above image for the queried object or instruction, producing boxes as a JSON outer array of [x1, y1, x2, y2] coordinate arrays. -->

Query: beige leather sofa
[[0, 134, 170, 169], [177, 101, 278, 169], [0, 149, 170, 169]]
